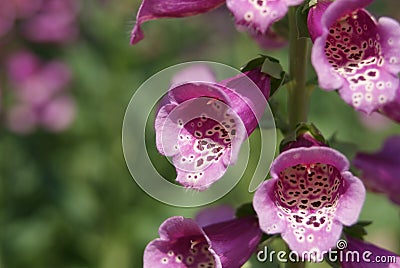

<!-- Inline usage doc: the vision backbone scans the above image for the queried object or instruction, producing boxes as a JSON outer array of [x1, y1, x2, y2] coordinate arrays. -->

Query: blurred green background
[[0, 0, 399, 267]]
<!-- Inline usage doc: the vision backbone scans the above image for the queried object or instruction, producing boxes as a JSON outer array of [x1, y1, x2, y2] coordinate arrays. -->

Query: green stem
[[286, 6, 308, 267], [287, 7, 310, 130]]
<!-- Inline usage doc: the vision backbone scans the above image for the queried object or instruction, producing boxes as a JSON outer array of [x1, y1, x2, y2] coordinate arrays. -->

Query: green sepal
[[343, 221, 372, 241], [241, 55, 287, 97]]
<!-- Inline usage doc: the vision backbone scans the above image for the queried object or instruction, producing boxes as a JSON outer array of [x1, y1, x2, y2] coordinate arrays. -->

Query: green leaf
[[261, 57, 284, 79], [241, 56, 267, 73], [343, 221, 373, 240], [235, 203, 256, 218], [241, 56, 287, 98]]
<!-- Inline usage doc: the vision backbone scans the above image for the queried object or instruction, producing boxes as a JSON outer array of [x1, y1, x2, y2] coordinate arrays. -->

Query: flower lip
[[270, 146, 350, 179]]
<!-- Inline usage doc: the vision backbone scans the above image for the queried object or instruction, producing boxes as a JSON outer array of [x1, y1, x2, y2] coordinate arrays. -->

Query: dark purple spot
[[311, 201, 321, 208], [294, 215, 303, 223]]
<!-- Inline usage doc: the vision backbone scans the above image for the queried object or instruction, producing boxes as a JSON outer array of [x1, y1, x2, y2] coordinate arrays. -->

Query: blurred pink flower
[[7, 51, 72, 106], [40, 95, 76, 132], [22, 0, 79, 43], [0, 0, 77, 41], [6, 51, 75, 134]]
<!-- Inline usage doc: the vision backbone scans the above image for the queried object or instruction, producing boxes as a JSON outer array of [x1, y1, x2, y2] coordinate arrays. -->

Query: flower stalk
[[288, 7, 310, 130], [285, 6, 309, 268]]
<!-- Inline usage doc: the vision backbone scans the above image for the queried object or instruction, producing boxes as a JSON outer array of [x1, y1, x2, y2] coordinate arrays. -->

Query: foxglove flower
[[340, 236, 400, 268], [5, 51, 75, 134], [130, 0, 303, 45], [353, 136, 400, 205], [253, 134, 366, 257], [22, 0, 79, 43], [143, 215, 262, 267], [309, 0, 400, 114], [155, 68, 270, 190]]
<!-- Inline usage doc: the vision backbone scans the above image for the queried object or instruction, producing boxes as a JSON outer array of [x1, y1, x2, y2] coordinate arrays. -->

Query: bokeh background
[[0, 0, 399, 267]]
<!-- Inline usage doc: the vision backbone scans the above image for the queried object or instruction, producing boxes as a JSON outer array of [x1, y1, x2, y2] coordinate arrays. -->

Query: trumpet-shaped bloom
[[309, 0, 400, 114], [353, 136, 400, 205], [131, 0, 303, 44], [143, 215, 262, 268], [155, 68, 269, 190], [254, 145, 366, 257]]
